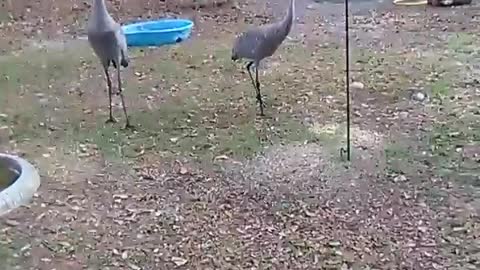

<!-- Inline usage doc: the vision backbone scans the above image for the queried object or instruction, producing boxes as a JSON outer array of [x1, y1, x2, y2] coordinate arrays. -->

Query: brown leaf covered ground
[[0, 0, 479, 269]]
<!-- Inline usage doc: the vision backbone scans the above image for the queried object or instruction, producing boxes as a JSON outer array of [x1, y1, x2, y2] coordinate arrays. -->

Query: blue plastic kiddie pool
[[122, 19, 194, 47]]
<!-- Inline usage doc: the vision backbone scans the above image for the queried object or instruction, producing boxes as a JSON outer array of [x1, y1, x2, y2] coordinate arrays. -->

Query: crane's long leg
[[246, 62, 257, 93], [104, 67, 116, 123], [116, 64, 134, 130], [254, 63, 265, 116], [246, 61, 265, 116]]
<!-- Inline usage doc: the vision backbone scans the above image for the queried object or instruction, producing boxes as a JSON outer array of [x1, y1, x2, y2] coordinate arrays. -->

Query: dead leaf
[[4, 219, 19, 227], [179, 167, 188, 175], [328, 241, 341, 247], [171, 256, 188, 266], [214, 155, 230, 162]]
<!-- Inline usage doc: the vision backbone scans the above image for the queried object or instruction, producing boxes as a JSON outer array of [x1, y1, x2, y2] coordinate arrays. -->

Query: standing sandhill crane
[[87, 0, 133, 129], [231, 0, 295, 116]]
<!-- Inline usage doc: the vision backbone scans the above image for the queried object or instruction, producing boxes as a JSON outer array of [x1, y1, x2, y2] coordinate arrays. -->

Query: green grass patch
[[384, 142, 415, 175], [430, 79, 450, 100], [0, 9, 10, 23], [0, 45, 93, 146], [429, 116, 479, 187], [448, 32, 476, 54], [0, 241, 18, 270], [74, 95, 320, 162], [63, 39, 325, 162], [2, 34, 465, 169]]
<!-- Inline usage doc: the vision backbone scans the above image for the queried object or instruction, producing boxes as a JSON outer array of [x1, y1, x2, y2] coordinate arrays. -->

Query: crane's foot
[[124, 122, 136, 131], [256, 105, 266, 116], [256, 94, 266, 116], [257, 105, 265, 116], [105, 117, 117, 124]]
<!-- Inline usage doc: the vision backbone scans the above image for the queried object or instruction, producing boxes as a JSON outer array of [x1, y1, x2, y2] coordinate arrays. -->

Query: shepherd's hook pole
[[340, 0, 351, 161]]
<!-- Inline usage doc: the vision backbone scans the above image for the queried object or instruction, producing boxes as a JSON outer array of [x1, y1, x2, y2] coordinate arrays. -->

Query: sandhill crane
[[87, 0, 133, 129], [231, 0, 295, 116]]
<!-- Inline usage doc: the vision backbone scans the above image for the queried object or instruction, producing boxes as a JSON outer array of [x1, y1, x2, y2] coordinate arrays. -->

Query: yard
[[0, 0, 479, 269]]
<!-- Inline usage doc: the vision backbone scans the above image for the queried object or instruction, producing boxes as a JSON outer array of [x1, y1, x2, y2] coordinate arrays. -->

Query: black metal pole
[[340, 0, 351, 161]]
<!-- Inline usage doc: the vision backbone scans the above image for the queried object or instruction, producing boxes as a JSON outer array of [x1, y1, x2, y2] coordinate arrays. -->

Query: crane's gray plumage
[[232, 0, 295, 116], [87, 0, 132, 129]]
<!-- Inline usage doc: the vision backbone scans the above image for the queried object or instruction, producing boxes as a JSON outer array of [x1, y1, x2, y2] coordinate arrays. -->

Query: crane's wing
[[234, 26, 276, 60]]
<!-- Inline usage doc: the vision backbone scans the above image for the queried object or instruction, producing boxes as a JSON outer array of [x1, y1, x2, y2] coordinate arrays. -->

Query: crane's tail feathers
[[110, 58, 128, 69], [121, 58, 128, 68], [120, 50, 129, 68]]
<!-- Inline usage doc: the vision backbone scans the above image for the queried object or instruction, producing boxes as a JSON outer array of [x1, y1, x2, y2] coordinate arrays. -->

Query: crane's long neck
[[92, 0, 110, 18], [279, 0, 295, 37]]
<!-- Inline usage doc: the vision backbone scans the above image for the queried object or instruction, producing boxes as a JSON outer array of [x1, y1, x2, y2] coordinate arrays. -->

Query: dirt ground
[[0, 0, 479, 269]]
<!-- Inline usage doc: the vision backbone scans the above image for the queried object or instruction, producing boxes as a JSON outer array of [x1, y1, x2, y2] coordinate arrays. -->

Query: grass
[[448, 32, 476, 54], [0, 28, 474, 167], [429, 116, 479, 186], [0, 29, 474, 177], [381, 113, 479, 203], [0, 38, 328, 164], [76, 101, 321, 161], [426, 34, 480, 187], [384, 141, 415, 175], [0, 9, 10, 23], [430, 79, 451, 101], [0, 34, 467, 166], [371, 33, 480, 203], [0, 242, 17, 270], [0, 49, 89, 158]]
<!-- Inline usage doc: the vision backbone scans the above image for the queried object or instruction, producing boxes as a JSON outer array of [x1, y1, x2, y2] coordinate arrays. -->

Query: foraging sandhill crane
[[231, 0, 295, 116], [87, 0, 133, 129]]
